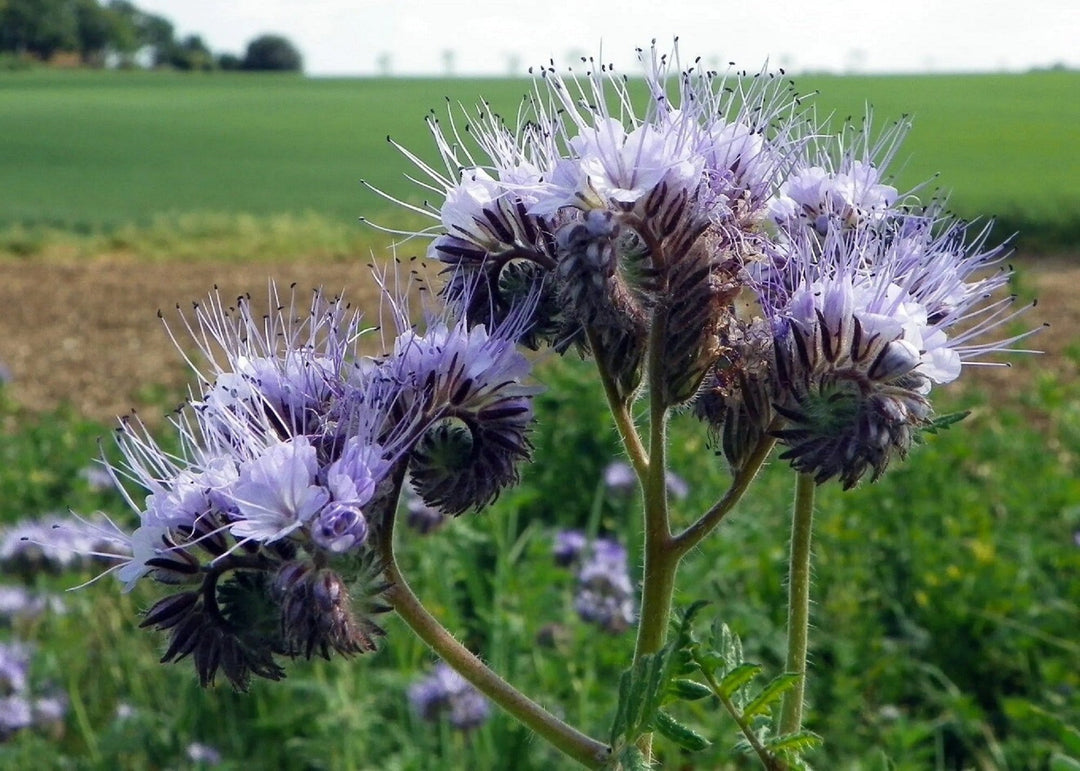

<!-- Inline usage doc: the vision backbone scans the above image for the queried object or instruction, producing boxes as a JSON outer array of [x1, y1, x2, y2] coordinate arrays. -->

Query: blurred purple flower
[[78, 464, 115, 492], [552, 532, 636, 634], [573, 535, 635, 634], [408, 661, 490, 731], [552, 529, 588, 567], [0, 642, 30, 696], [0, 585, 61, 625], [402, 480, 446, 535], [602, 461, 636, 495], [0, 695, 32, 740], [186, 742, 223, 766], [603, 460, 688, 500]]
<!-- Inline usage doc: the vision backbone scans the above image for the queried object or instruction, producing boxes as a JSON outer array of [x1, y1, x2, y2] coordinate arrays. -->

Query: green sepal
[[610, 745, 652, 771]]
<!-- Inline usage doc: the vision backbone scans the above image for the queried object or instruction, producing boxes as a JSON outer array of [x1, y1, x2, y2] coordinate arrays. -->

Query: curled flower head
[[755, 213, 1037, 487], [380, 282, 540, 516]]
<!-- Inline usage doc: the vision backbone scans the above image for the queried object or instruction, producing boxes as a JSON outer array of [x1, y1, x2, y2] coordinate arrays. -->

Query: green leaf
[[743, 672, 800, 719], [717, 663, 763, 698], [1050, 754, 1080, 771], [653, 710, 711, 752], [924, 410, 970, 434], [1061, 725, 1080, 755], [610, 669, 633, 744], [765, 730, 824, 753], [669, 678, 712, 701]]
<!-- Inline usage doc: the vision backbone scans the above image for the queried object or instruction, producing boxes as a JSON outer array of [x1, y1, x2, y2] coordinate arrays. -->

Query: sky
[[135, 0, 1079, 77]]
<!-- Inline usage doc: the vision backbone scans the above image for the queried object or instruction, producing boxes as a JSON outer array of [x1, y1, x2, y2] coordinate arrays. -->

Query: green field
[[1, 69, 1078, 250]]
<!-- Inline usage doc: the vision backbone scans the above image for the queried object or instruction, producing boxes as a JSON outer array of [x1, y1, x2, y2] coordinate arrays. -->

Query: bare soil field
[[0, 256, 1073, 424]]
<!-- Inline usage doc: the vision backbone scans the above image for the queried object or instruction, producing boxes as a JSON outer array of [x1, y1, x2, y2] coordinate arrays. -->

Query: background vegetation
[[0, 67, 1076, 769]]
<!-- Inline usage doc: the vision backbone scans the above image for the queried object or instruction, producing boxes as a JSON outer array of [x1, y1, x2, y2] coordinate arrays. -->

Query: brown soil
[[0, 256, 1074, 424]]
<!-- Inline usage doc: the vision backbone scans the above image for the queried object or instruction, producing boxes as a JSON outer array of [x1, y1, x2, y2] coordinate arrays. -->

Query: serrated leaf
[[765, 729, 824, 753], [743, 672, 800, 719], [718, 663, 762, 698], [654, 710, 711, 752], [669, 678, 712, 701], [712, 621, 744, 671]]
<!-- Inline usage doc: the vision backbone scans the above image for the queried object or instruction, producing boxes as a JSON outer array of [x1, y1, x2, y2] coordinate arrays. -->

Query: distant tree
[[217, 52, 241, 71], [136, 9, 175, 66], [241, 34, 302, 72], [160, 33, 213, 70], [74, 0, 136, 65], [0, 0, 78, 60], [102, 0, 142, 61]]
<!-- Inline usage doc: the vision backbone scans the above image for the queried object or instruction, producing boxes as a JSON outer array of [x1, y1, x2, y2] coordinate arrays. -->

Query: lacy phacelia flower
[[88, 278, 539, 688], [552, 529, 588, 567], [408, 661, 490, 731], [602, 460, 689, 501], [379, 43, 805, 409], [401, 479, 447, 535], [0, 586, 60, 626], [753, 214, 1037, 487], [767, 117, 908, 237], [185, 743, 223, 766]]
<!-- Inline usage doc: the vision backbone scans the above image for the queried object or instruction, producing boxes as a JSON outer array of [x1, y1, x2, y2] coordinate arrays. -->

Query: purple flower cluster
[[408, 661, 490, 731], [385, 41, 1036, 488], [0, 586, 62, 626], [553, 531, 636, 635], [88, 281, 538, 688]]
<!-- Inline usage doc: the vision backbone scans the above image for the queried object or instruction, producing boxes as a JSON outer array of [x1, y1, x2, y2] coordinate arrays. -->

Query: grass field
[[1, 69, 1078, 254]]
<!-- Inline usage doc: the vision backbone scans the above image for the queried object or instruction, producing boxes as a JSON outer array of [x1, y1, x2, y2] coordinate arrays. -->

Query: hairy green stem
[[379, 520, 609, 769], [671, 422, 782, 558], [585, 325, 649, 479], [628, 298, 681, 760], [778, 472, 816, 735]]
